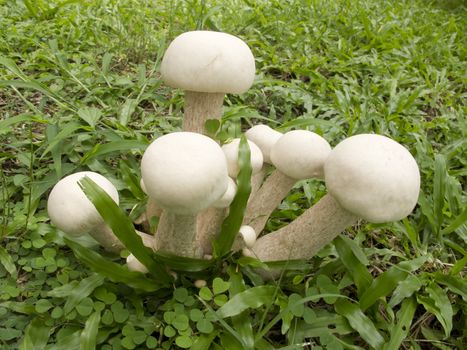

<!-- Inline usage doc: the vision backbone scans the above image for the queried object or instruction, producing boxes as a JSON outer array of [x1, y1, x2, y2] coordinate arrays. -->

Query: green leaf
[[204, 119, 221, 136], [421, 282, 453, 337], [359, 256, 427, 310], [434, 273, 467, 301], [153, 250, 213, 272], [335, 236, 372, 293], [65, 238, 161, 292], [35, 299, 53, 313], [119, 99, 138, 126], [334, 299, 385, 349], [213, 136, 252, 257], [441, 207, 467, 236], [213, 277, 231, 295], [191, 331, 219, 350], [216, 285, 276, 318], [77, 107, 102, 128], [389, 274, 424, 308], [62, 274, 104, 314], [383, 298, 417, 350], [80, 311, 101, 350], [433, 154, 447, 235], [78, 176, 172, 283], [19, 317, 52, 350], [81, 139, 148, 164], [0, 247, 17, 278]]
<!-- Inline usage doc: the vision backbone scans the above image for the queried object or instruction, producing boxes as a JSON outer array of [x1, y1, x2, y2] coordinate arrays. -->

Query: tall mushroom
[[246, 134, 420, 262], [47, 171, 124, 253], [141, 132, 229, 258], [160, 31, 255, 134], [244, 130, 331, 234]]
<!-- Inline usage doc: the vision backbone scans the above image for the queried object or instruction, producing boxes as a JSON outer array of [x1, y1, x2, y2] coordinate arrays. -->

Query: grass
[[0, 0, 466, 349]]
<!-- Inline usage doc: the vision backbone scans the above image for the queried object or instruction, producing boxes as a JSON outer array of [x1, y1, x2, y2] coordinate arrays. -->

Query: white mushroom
[[47, 171, 124, 253], [244, 130, 331, 234], [245, 124, 282, 164], [161, 31, 255, 134], [213, 177, 237, 208], [141, 132, 229, 258], [126, 254, 149, 274], [222, 139, 264, 178], [248, 134, 420, 263]]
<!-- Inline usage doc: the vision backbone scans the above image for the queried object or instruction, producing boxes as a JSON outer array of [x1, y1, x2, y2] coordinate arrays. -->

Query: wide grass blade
[[65, 238, 162, 292], [334, 236, 372, 293], [80, 311, 101, 350], [153, 250, 213, 272], [0, 246, 17, 278], [216, 285, 276, 318], [334, 299, 385, 349], [359, 256, 427, 310], [78, 176, 172, 284], [213, 136, 252, 257], [19, 317, 52, 350], [383, 298, 417, 350]]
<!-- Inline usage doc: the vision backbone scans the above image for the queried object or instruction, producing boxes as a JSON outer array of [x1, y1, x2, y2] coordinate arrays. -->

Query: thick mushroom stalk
[[47, 172, 124, 253], [161, 31, 255, 133], [244, 130, 331, 234], [247, 134, 420, 262], [141, 132, 229, 258]]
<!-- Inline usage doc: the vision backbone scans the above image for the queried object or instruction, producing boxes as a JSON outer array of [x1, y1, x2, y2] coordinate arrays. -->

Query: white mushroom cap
[[222, 138, 264, 178], [239, 225, 256, 248], [161, 31, 255, 94], [141, 132, 228, 215], [324, 134, 420, 223], [245, 124, 282, 163], [213, 177, 237, 208], [126, 254, 149, 274], [47, 172, 119, 236], [270, 130, 331, 180]]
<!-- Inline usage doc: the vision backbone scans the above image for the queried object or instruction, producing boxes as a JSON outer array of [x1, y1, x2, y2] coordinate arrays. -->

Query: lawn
[[0, 0, 466, 349]]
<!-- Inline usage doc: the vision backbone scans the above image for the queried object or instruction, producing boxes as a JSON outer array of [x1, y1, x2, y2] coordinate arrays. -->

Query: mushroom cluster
[[46, 30, 421, 276]]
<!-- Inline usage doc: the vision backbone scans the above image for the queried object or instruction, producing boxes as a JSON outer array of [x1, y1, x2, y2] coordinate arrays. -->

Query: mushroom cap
[[141, 132, 229, 215], [245, 124, 282, 163], [239, 225, 256, 248], [270, 130, 331, 180], [47, 171, 119, 236], [161, 31, 255, 94], [126, 254, 149, 274], [222, 138, 264, 178], [324, 134, 420, 223], [213, 177, 237, 208]]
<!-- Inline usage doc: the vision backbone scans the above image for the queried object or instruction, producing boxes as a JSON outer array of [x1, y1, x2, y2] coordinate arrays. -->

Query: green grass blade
[[434, 273, 467, 300], [80, 311, 101, 350], [78, 176, 172, 283], [383, 298, 417, 350], [0, 246, 17, 278], [65, 238, 162, 292], [334, 299, 385, 349], [440, 207, 467, 236], [433, 154, 447, 236], [359, 256, 427, 310], [334, 236, 372, 293], [81, 140, 149, 163], [153, 250, 213, 272], [19, 317, 52, 350], [216, 285, 276, 318], [61, 274, 104, 314], [423, 282, 453, 337], [213, 136, 252, 257]]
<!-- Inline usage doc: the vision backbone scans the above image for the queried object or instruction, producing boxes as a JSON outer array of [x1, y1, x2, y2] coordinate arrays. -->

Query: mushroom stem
[[196, 207, 228, 254], [248, 194, 358, 262], [183, 91, 225, 133], [250, 167, 267, 199], [243, 169, 296, 234], [155, 211, 203, 258], [90, 223, 125, 253]]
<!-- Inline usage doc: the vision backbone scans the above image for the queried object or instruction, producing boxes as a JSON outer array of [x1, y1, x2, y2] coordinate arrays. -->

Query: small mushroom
[[161, 31, 255, 134], [222, 138, 264, 178], [247, 134, 420, 262], [141, 132, 229, 258], [244, 130, 331, 234], [245, 124, 283, 164], [47, 171, 124, 253]]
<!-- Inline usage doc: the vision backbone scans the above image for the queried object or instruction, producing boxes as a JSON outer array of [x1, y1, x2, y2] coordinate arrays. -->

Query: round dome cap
[[141, 132, 229, 215], [161, 31, 255, 94], [47, 172, 119, 235], [245, 124, 282, 164], [324, 134, 420, 223], [270, 130, 331, 180], [222, 138, 263, 178]]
